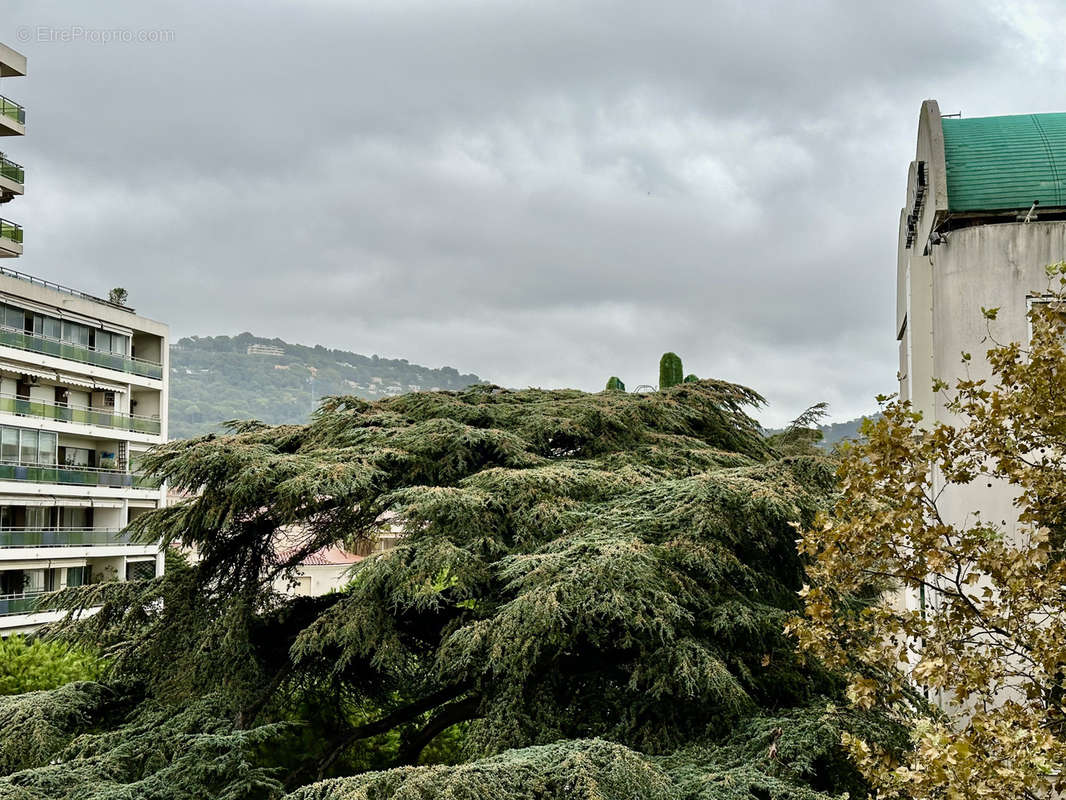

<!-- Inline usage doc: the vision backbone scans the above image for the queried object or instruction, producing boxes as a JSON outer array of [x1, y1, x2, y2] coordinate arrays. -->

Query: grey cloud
[[6, 0, 1064, 426]]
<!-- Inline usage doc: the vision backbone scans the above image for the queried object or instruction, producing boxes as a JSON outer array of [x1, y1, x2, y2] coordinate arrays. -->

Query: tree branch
[[316, 684, 468, 779], [394, 694, 481, 767]]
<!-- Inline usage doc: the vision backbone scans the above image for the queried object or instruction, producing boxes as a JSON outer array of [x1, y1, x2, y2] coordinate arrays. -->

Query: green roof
[[942, 112, 1066, 212]]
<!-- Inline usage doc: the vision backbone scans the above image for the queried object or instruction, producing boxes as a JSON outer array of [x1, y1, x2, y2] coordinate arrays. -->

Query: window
[[0, 570, 25, 594], [125, 560, 156, 581], [42, 316, 61, 340], [27, 507, 51, 529], [61, 321, 89, 347], [37, 431, 57, 466], [61, 447, 91, 467], [22, 568, 53, 593], [0, 429, 17, 463], [19, 429, 36, 465], [60, 507, 88, 528], [2, 305, 24, 331], [66, 566, 88, 587], [0, 426, 58, 465]]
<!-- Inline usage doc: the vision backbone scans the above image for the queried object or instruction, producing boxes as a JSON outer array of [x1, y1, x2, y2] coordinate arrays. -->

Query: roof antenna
[[1021, 200, 1039, 223]]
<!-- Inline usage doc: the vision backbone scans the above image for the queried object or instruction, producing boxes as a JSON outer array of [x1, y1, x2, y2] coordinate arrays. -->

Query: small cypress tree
[[683, 374, 699, 384], [604, 377, 626, 392], [659, 352, 683, 389]]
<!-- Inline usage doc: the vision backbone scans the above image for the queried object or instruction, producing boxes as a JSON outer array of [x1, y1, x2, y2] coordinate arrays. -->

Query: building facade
[[0, 44, 170, 634], [897, 100, 1066, 611]]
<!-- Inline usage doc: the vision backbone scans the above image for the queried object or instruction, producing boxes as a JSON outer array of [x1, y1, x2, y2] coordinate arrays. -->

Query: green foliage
[[285, 739, 676, 800], [659, 352, 684, 389], [169, 333, 485, 439], [684, 373, 699, 383], [0, 693, 286, 800], [605, 376, 626, 392], [6, 382, 897, 798], [0, 637, 101, 695], [0, 682, 110, 774]]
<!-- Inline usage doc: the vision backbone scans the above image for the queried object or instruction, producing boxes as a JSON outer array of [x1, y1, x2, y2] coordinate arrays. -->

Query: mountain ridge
[[168, 332, 486, 439]]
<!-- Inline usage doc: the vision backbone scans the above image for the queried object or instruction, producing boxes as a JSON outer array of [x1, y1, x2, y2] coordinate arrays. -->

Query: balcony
[[0, 393, 162, 435], [0, 527, 132, 548], [0, 154, 23, 200], [0, 95, 25, 137], [0, 327, 163, 380], [0, 219, 21, 258], [0, 590, 44, 616], [0, 461, 158, 490]]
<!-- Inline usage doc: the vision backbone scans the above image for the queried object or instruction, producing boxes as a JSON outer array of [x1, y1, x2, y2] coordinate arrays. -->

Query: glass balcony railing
[[0, 219, 21, 245], [0, 327, 163, 380], [0, 527, 130, 548], [0, 460, 157, 490], [0, 393, 162, 435], [0, 591, 44, 616], [0, 95, 25, 127], [0, 155, 23, 186]]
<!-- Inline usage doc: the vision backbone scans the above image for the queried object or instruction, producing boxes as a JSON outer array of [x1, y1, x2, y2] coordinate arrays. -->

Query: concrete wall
[[929, 222, 1066, 406]]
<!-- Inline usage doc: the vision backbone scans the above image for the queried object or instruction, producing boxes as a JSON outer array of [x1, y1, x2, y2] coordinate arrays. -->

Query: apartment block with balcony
[[0, 43, 26, 260], [0, 269, 169, 634]]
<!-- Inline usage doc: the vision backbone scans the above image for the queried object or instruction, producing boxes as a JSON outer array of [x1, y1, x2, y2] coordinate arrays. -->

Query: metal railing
[[0, 326, 163, 379], [0, 95, 24, 127], [0, 266, 136, 312], [0, 154, 23, 185], [0, 460, 158, 489], [0, 393, 162, 434], [0, 591, 44, 616], [0, 527, 130, 548], [0, 219, 21, 245]]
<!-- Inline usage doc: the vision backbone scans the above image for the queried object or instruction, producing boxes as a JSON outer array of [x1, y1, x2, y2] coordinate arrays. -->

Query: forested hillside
[[168, 333, 485, 439], [765, 414, 874, 449]]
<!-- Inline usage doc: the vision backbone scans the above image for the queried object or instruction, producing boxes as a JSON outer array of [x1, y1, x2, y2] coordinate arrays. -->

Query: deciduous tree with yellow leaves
[[794, 264, 1066, 800]]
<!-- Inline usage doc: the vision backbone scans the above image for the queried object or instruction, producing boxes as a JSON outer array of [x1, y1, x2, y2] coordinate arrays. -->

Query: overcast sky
[[6, 1, 1066, 426]]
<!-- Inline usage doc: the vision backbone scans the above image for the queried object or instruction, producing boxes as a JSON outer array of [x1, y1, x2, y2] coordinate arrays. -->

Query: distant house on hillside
[[247, 344, 285, 356], [896, 100, 1066, 606]]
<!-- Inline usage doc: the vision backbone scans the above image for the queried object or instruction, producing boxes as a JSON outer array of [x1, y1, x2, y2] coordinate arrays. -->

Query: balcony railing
[[0, 154, 23, 185], [0, 460, 158, 490], [0, 527, 131, 548], [0, 393, 162, 435], [0, 219, 21, 245], [0, 591, 44, 616], [0, 327, 163, 379], [0, 95, 24, 127], [0, 266, 136, 312]]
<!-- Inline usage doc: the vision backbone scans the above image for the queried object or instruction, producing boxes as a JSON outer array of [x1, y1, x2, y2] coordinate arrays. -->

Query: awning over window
[[0, 360, 58, 382], [58, 373, 126, 393]]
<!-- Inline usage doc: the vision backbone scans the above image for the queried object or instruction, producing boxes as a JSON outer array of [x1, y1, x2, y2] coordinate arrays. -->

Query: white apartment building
[[0, 44, 169, 634]]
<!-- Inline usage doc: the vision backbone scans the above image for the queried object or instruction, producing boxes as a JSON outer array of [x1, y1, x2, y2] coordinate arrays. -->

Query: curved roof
[[942, 112, 1066, 212]]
